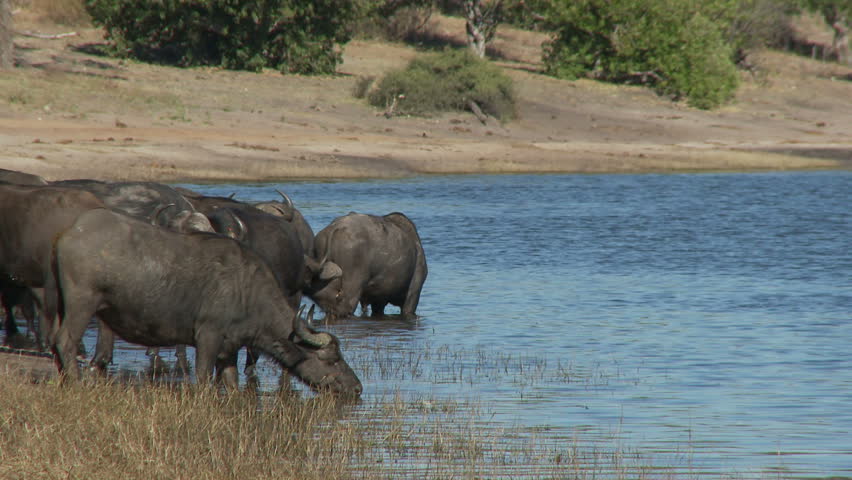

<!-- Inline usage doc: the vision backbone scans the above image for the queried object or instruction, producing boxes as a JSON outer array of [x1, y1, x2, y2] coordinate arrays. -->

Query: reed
[[0, 350, 689, 480]]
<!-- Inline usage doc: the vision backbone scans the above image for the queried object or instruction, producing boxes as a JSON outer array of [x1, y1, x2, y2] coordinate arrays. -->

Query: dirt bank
[[2, 14, 851, 183]]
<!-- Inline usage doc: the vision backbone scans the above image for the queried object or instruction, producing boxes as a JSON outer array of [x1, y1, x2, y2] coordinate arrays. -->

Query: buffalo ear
[[319, 261, 342, 281]]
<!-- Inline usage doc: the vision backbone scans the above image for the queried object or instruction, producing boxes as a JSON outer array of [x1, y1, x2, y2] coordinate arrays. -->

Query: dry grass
[[0, 373, 362, 479], [12, 0, 91, 26], [0, 351, 677, 480]]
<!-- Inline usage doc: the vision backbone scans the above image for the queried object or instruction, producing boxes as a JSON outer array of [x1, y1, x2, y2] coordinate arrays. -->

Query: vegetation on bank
[[362, 48, 517, 121], [83, 0, 359, 74], [2, 0, 849, 110], [0, 346, 655, 480]]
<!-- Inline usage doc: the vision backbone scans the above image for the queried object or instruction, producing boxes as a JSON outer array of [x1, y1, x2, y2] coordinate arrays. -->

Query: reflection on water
[[80, 172, 850, 478]]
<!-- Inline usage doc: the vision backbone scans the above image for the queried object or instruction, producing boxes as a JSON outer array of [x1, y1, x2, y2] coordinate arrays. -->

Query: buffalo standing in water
[[47, 208, 362, 396], [308, 212, 427, 320], [0, 184, 105, 347]]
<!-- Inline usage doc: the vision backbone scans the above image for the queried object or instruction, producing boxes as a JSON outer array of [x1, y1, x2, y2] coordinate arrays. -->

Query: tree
[[461, 0, 503, 58], [539, 0, 740, 109], [85, 0, 360, 74], [798, 0, 852, 64], [0, 0, 12, 69]]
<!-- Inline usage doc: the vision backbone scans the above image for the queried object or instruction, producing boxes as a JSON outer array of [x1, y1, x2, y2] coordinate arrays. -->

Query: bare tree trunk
[[0, 0, 13, 69], [832, 19, 850, 65], [462, 0, 502, 59]]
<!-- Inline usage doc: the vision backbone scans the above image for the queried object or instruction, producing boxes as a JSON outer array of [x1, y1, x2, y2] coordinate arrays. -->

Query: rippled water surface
[[103, 172, 850, 478]]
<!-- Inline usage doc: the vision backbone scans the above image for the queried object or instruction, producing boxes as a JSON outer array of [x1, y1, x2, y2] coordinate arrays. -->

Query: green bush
[[541, 0, 740, 109], [84, 0, 359, 74], [367, 49, 516, 121]]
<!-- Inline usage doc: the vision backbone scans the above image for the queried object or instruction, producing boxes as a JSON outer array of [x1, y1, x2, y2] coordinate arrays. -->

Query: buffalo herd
[[0, 167, 430, 397]]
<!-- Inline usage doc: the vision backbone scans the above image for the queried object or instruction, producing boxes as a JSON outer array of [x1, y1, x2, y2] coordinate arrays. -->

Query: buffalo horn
[[293, 304, 332, 348], [151, 203, 176, 225], [224, 209, 247, 239], [275, 189, 293, 209]]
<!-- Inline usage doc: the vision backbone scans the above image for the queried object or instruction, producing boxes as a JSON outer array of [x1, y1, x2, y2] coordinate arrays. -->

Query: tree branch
[[16, 30, 78, 39]]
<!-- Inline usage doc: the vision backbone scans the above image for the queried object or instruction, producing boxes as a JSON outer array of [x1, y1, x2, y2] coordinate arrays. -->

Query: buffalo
[[199, 203, 339, 378], [308, 212, 427, 320], [0, 184, 105, 348], [178, 187, 315, 254], [0, 170, 51, 344], [47, 208, 362, 396], [51, 179, 208, 370], [52, 179, 195, 228], [0, 168, 48, 186]]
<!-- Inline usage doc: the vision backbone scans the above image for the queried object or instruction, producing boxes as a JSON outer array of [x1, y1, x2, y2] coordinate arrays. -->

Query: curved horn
[[151, 203, 176, 225], [223, 209, 247, 239], [318, 228, 338, 265], [293, 304, 332, 347], [228, 192, 236, 199], [275, 189, 293, 209]]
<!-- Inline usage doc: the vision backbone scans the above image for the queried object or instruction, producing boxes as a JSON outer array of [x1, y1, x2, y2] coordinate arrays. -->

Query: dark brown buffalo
[[0, 184, 105, 347], [308, 212, 427, 320], [47, 208, 362, 395], [0, 168, 48, 186], [177, 187, 315, 254]]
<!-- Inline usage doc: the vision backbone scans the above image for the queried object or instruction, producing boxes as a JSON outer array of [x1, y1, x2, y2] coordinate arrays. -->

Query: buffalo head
[[207, 208, 248, 240], [287, 305, 362, 396], [254, 189, 295, 222], [303, 254, 353, 320]]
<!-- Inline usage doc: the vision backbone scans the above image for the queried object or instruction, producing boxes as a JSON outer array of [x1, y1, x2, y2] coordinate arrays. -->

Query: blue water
[[112, 171, 850, 477]]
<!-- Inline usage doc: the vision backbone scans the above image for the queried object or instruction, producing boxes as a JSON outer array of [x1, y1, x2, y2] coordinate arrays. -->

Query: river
[[99, 171, 851, 478]]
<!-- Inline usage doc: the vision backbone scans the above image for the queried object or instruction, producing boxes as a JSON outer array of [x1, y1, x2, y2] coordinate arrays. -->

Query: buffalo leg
[[2, 293, 20, 339], [215, 351, 239, 390], [53, 315, 93, 381], [145, 347, 169, 375], [340, 278, 363, 317], [145, 345, 189, 374], [54, 290, 103, 380], [19, 292, 38, 341], [244, 347, 260, 379], [175, 345, 190, 375], [370, 301, 387, 317], [91, 319, 115, 372], [401, 254, 427, 319], [194, 330, 222, 385]]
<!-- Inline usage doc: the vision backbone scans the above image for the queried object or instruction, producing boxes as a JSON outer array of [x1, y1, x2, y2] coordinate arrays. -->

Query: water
[[102, 172, 852, 477]]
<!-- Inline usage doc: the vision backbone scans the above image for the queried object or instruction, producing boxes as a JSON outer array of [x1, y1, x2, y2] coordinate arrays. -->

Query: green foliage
[[704, 0, 799, 61], [540, 0, 742, 109], [84, 0, 359, 74], [367, 48, 516, 121], [796, 0, 852, 24]]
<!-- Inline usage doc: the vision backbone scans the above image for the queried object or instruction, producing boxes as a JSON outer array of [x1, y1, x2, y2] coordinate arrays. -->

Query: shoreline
[[3, 117, 849, 183]]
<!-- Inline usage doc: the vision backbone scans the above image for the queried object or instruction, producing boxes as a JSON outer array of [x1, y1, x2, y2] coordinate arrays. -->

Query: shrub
[[352, 0, 436, 42], [84, 0, 359, 74], [367, 48, 516, 121], [541, 0, 741, 109]]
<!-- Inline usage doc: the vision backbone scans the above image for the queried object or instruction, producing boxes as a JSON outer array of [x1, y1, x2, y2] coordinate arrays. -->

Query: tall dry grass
[[0, 372, 362, 479], [0, 357, 677, 480]]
